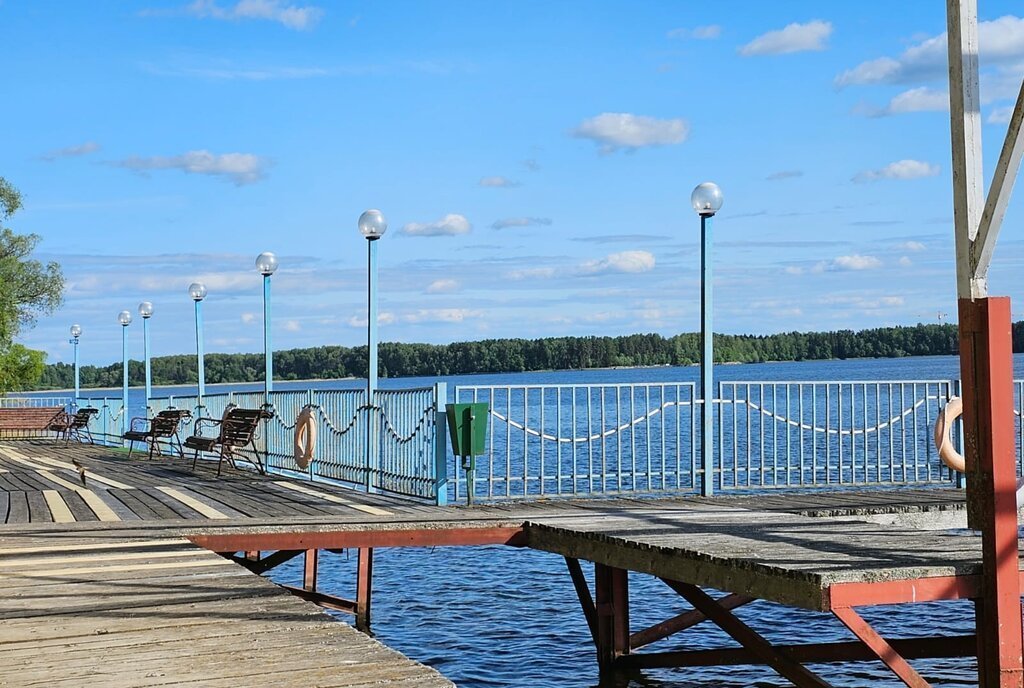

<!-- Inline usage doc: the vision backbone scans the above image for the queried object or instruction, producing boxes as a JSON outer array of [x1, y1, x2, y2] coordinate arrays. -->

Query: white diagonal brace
[[974, 78, 1024, 286], [946, 0, 985, 299]]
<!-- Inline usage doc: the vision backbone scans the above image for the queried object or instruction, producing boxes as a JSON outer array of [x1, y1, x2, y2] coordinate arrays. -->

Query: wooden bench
[[0, 406, 67, 439], [184, 406, 273, 476], [125, 409, 192, 459]]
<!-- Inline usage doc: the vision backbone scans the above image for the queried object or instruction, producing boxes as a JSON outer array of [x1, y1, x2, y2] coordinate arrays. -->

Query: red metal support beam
[[617, 635, 975, 670], [958, 296, 1024, 688], [189, 526, 525, 553], [828, 574, 980, 609], [280, 585, 358, 614], [303, 549, 318, 593], [631, 593, 754, 651], [594, 564, 630, 671], [661, 579, 831, 688], [565, 557, 597, 644], [833, 606, 931, 688], [356, 547, 373, 633]]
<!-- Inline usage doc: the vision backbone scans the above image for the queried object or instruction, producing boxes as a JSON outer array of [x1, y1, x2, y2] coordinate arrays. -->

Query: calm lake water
[[41, 355, 1003, 686]]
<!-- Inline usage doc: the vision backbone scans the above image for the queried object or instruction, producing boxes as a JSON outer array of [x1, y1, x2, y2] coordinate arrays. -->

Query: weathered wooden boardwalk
[[0, 439, 991, 687]]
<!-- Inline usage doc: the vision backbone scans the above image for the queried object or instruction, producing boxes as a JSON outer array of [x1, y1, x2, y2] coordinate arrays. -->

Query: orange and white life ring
[[293, 406, 317, 470], [934, 396, 965, 473]]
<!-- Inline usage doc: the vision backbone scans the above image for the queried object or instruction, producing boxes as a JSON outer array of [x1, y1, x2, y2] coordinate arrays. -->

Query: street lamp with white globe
[[189, 282, 208, 411], [358, 209, 387, 491], [691, 181, 723, 496], [69, 324, 82, 405], [255, 252, 278, 399], [138, 301, 154, 412], [118, 310, 132, 436]]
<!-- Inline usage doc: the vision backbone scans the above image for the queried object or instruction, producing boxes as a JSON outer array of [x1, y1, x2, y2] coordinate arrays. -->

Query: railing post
[[434, 382, 448, 506], [699, 213, 715, 496]]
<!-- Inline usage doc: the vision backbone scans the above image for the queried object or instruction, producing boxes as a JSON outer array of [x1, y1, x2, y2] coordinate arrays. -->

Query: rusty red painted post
[[957, 296, 1023, 688], [594, 564, 629, 673], [356, 547, 373, 632], [303, 549, 318, 592]]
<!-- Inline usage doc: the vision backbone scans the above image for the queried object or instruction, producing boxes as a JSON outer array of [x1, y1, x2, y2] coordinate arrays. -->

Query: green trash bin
[[446, 402, 488, 504]]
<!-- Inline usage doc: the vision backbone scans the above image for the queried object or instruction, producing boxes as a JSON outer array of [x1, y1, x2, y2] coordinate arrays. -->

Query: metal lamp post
[[255, 252, 278, 401], [138, 301, 154, 413], [69, 324, 82, 406], [189, 282, 207, 414], [118, 310, 132, 435], [691, 182, 723, 497], [358, 209, 387, 491]]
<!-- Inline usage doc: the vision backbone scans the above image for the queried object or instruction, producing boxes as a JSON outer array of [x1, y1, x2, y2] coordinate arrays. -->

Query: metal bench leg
[[128, 440, 136, 459]]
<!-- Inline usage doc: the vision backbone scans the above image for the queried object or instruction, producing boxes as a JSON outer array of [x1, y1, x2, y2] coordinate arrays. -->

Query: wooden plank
[[272, 480, 394, 515], [155, 487, 229, 519], [4, 491, 29, 524], [25, 490, 51, 523], [42, 490, 75, 523], [74, 489, 122, 522]]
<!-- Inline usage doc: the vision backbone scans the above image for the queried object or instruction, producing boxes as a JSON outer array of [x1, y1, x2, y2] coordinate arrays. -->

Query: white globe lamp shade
[[138, 301, 154, 318], [70, 324, 82, 338], [255, 252, 278, 276], [358, 209, 388, 240], [189, 282, 208, 301], [691, 182, 724, 217], [118, 310, 132, 326]]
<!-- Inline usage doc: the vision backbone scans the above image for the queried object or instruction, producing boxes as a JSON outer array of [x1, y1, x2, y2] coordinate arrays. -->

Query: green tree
[[0, 177, 65, 391]]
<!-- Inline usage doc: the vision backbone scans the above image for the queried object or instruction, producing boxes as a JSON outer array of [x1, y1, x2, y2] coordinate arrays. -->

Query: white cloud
[[506, 267, 556, 280], [899, 256, 913, 267], [185, 0, 323, 30], [784, 266, 804, 275], [404, 308, 482, 324], [241, 312, 257, 324], [667, 25, 721, 40], [579, 250, 656, 275], [571, 113, 688, 153], [284, 319, 301, 332], [400, 213, 472, 237], [899, 241, 926, 251], [112, 150, 268, 185], [426, 278, 459, 293], [811, 253, 884, 272], [41, 142, 100, 161], [882, 87, 949, 115], [836, 15, 1024, 87], [989, 105, 1015, 124], [347, 312, 395, 328], [766, 170, 803, 181], [479, 176, 520, 188], [853, 159, 940, 183], [491, 217, 552, 230], [739, 20, 832, 56]]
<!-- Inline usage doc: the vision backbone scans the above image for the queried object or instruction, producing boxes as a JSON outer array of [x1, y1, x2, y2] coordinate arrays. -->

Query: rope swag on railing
[[266, 401, 435, 444], [487, 395, 948, 443], [489, 399, 695, 443]]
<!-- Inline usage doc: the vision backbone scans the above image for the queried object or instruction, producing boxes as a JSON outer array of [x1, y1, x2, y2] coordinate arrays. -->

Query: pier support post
[[356, 547, 373, 633], [594, 564, 629, 672], [303, 549, 318, 592], [957, 296, 1023, 688]]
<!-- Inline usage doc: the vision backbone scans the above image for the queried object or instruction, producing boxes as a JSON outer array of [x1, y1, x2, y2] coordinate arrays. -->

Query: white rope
[[487, 395, 947, 443]]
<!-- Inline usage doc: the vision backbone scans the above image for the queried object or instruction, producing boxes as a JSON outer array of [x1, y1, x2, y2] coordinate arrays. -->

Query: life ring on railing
[[293, 406, 317, 470], [934, 396, 965, 473]]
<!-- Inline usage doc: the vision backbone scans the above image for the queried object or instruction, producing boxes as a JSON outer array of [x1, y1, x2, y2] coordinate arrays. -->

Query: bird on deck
[[71, 458, 87, 486]]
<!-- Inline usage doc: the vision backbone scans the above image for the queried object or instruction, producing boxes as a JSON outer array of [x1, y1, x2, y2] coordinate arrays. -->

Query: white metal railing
[[453, 379, 971, 502]]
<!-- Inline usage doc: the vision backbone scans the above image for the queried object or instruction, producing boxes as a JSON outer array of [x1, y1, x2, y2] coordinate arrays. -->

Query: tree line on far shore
[[33, 321, 1024, 391]]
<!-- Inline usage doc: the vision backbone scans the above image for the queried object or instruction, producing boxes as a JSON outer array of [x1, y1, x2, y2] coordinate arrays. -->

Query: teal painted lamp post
[[358, 209, 387, 491], [255, 252, 278, 401], [138, 301, 154, 414], [69, 324, 82, 406], [691, 181, 723, 496], [189, 282, 207, 414], [117, 310, 132, 436]]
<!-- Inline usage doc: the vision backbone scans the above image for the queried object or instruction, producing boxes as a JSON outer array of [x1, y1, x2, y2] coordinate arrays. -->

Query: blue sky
[[3, 1, 1024, 366]]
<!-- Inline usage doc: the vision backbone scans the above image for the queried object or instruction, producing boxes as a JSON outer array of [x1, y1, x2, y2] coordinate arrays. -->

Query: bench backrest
[[218, 408, 267, 448], [68, 408, 98, 429], [150, 409, 191, 437], [0, 406, 66, 431]]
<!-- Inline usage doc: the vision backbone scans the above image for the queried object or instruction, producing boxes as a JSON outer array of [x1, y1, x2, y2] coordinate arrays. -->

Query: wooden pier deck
[[0, 439, 991, 687]]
